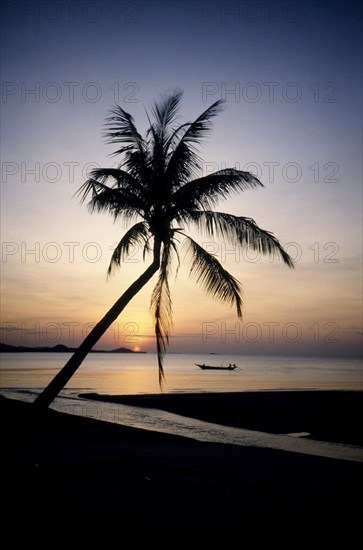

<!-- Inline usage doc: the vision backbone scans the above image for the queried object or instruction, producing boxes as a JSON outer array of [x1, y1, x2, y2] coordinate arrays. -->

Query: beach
[[80, 390, 363, 446], [1, 391, 362, 529]]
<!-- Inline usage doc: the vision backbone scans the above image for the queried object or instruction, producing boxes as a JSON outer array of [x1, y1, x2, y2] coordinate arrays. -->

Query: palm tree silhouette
[[34, 90, 293, 408]]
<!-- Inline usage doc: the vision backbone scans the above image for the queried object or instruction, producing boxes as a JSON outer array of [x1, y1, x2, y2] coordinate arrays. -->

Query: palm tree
[[34, 90, 293, 408]]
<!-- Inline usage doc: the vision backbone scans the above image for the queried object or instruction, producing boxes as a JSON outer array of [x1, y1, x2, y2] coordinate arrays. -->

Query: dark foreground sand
[[1, 392, 362, 529]]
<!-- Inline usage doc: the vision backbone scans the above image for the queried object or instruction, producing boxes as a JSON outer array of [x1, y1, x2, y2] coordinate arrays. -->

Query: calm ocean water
[[0, 352, 362, 394], [1, 352, 362, 462]]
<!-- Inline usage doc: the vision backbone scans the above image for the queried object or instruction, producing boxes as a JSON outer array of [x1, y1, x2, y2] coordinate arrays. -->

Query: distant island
[[0, 343, 145, 353]]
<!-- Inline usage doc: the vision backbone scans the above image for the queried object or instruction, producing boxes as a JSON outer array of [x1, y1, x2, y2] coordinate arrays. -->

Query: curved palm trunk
[[33, 241, 160, 409]]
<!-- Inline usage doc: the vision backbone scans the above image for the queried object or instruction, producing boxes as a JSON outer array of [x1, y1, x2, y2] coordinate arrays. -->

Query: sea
[[1, 353, 362, 462], [1, 352, 362, 394]]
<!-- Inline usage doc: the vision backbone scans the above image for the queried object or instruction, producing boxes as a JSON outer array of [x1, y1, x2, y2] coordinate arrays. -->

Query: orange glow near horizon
[[1, 0, 362, 361], [1, 236, 362, 357]]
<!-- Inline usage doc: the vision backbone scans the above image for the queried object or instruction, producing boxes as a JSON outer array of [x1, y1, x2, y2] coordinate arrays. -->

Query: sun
[[133, 346, 141, 352]]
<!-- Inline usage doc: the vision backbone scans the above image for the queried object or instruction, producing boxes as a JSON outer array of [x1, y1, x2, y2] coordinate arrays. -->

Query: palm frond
[[168, 140, 203, 188], [150, 242, 174, 385], [146, 90, 184, 182], [150, 89, 183, 137], [182, 236, 243, 317], [107, 221, 150, 276], [189, 211, 294, 268], [165, 99, 225, 187], [104, 105, 146, 155], [169, 238, 181, 277], [88, 167, 143, 191], [77, 178, 144, 222], [103, 105, 152, 185], [172, 169, 263, 214], [172, 98, 225, 146]]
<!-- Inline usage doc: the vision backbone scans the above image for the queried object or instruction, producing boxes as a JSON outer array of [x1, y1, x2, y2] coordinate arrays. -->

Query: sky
[[1, 0, 362, 357]]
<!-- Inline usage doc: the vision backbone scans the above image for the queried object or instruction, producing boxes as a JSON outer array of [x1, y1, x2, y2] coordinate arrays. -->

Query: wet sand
[[80, 390, 363, 445]]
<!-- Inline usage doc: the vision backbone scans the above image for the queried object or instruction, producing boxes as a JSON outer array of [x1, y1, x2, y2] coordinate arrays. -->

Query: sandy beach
[[1, 391, 362, 528]]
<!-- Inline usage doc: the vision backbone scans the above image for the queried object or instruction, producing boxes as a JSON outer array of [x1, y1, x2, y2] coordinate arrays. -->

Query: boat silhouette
[[196, 363, 237, 371]]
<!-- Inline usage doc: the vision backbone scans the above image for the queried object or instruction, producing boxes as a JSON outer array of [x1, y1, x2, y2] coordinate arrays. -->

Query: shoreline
[[79, 390, 363, 446], [1, 395, 362, 527]]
